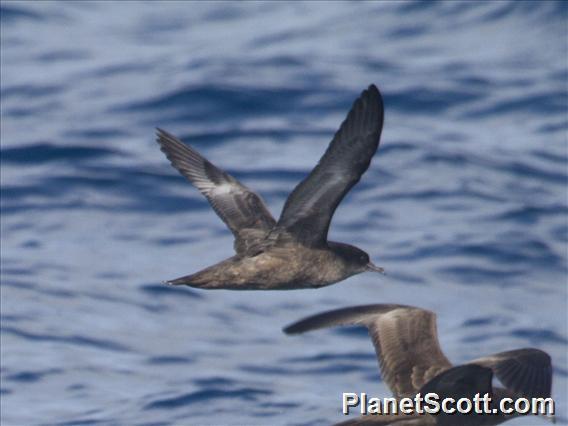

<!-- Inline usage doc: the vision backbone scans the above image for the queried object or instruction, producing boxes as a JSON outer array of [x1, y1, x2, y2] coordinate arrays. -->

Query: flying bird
[[156, 84, 384, 290], [284, 304, 554, 425]]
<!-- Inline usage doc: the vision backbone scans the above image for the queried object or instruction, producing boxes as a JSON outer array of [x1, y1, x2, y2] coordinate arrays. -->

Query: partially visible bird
[[156, 84, 384, 290], [284, 304, 554, 425]]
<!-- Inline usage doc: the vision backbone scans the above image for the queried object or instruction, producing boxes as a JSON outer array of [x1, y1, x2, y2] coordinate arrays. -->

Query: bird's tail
[[162, 263, 232, 289], [163, 271, 213, 288]]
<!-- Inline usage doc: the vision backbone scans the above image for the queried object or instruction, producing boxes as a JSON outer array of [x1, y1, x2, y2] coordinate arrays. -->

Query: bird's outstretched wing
[[277, 84, 384, 246], [284, 304, 452, 399], [469, 348, 552, 399], [156, 129, 276, 253]]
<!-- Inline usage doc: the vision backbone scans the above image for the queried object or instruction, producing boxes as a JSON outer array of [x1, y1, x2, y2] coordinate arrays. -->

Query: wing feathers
[[286, 304, 553, 416], [156, 128, 276, 252], [284, 304, 452, 398], [277, 84, 384, 246], [283, 304, 407, 334], [470, 348, 552, 399]]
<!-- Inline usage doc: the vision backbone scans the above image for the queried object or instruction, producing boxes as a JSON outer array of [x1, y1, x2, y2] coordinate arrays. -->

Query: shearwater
[[156, 84, 384, 290]]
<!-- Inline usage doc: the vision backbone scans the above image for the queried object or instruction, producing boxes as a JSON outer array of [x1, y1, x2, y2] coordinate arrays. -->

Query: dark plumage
[[156, 84, 384, 290], [284, 304, 554, 425]]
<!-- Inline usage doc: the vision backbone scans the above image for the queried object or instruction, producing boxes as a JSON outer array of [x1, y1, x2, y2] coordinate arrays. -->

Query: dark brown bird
[[155, 84, 384, 290], [284, 304, 554, 425]]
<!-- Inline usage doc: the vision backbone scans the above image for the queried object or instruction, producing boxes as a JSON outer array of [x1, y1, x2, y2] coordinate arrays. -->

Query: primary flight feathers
[[277, 84, 383, 245], [156, 128, 277, 236]]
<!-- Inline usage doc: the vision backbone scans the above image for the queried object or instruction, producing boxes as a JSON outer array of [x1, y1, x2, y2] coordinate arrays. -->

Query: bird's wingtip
[[367, 83, 383, 104], [155, 128, 180, 148], [282, 325, 298, 335], [156, 127, 169, 138]]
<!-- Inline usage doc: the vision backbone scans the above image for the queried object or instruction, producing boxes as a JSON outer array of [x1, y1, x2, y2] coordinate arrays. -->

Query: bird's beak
[[366, 262, 385, 274]]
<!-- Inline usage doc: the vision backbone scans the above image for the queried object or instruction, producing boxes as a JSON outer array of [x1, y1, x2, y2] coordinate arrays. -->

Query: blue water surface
[[1, 1, 567, 425]]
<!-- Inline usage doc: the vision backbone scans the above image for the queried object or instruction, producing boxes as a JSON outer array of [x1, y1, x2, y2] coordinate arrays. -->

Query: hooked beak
[[366, 262, 385, 274]]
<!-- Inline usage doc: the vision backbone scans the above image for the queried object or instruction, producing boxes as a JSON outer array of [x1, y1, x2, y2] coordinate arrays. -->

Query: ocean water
[[1, 1, 567, 425]]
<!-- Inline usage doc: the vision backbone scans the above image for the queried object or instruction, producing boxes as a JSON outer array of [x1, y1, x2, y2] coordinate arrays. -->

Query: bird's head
[[331, 243, 384, 276]]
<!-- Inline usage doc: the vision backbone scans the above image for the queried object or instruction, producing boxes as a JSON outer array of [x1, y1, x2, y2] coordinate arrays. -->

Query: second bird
[[156, 84, 384, 290]]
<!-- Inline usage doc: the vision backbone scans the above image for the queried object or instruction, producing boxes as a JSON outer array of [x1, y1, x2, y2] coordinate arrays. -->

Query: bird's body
[[156, 85, 385, 290], [168, 240, 368, 290], [285, 304, 554, 425]]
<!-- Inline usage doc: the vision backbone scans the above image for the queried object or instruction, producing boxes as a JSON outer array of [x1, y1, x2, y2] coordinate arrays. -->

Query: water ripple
[[144, 387, 272, 410]]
